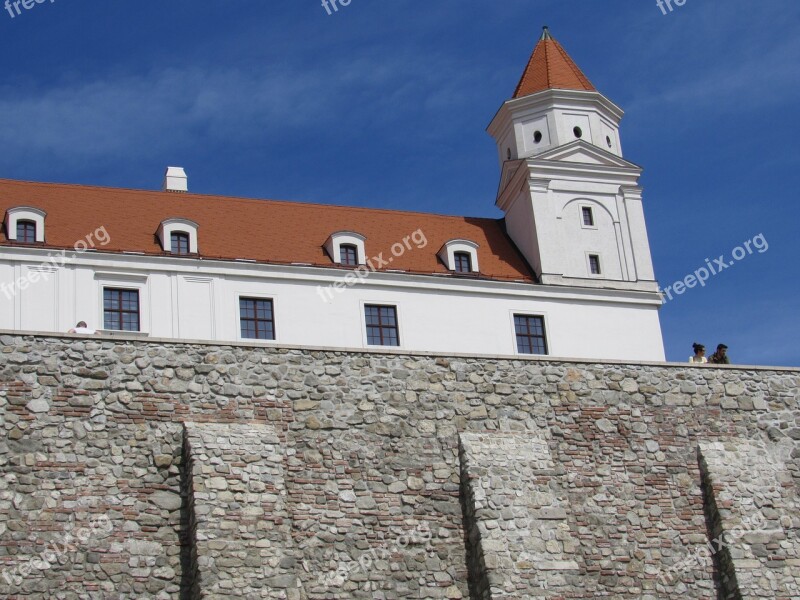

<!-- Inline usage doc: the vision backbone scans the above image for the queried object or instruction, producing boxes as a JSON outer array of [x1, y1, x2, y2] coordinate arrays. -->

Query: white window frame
[[360, 300, 403, 349], [509, 310, 550, 357], [95, 272, 149, 335], [158, 218, 199, 254], [580, 205, 597, 230], [325, 231, 367, 266], [437, 239, 480, 273], [5, 207, 46, 242], [236, 293, 279, 344], [586, 253, 603, 277]]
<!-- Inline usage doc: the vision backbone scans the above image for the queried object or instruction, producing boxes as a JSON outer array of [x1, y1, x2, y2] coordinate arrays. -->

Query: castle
[[0, 27, 797, 600], [0, 27, 663, 362]]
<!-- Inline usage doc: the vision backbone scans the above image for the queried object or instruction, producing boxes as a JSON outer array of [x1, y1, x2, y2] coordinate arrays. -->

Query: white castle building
[[0, 28, 665, 361]]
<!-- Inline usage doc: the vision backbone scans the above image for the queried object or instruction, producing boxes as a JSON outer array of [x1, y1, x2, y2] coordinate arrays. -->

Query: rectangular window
[[514, 315, 548, 355], [103, 288, 140, 331], [582, 207, 595, 227], [454, 252, 472, 273], [365, 305, 399, 347], [589, 254, 601, 275], [171, 232, 190, 255], [240, 298, 275, 340], [340, 244, 358, 267], [16, 220, 36, 243]]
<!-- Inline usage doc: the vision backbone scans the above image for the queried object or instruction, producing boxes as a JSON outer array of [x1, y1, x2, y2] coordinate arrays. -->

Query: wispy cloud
[[0, 48, 484, 173], [627, 36, 800, 115], [616, 0, 800, 116], [0, 67, 330, 166]]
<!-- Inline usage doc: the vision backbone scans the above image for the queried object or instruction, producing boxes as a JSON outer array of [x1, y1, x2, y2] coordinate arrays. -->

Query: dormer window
[[454, 252, 472, 273], [438, 240, 479, 273], [171, 232, 190, 255], [324, 232, 366, 266], [157, 218, 199, 255], [16, 220, 37, 244], [340, 244, 358, 267], [4, 207, 46, 243]]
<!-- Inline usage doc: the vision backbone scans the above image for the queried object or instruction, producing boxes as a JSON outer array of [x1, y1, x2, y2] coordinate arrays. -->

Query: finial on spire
[[540, 25, 552, 41]]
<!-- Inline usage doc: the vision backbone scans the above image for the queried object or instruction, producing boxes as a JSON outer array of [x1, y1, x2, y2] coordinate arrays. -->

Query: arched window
[[324, 232, 366, 266], [4, 207, 46, 243], [158, 218, 199, 254], [437, 240, 479, 273], [16, 220, 37, 243], [171, 231, 191, 255]]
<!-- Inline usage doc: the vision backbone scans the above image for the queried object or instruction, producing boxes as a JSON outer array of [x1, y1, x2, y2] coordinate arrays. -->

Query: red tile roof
[[0, 179, 535, 282], [513, 27, 595, 99]]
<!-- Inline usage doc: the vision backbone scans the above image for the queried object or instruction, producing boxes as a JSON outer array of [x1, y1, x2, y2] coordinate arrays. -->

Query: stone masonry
[[0, 332, 798, 599], [698, 441, 800, 599]]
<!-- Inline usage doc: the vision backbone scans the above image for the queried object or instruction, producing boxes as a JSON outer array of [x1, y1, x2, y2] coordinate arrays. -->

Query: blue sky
[[1, 0, 798, 366]]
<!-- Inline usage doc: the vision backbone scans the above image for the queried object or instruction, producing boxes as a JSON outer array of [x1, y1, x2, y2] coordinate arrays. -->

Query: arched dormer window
[[438, 240, 479, 273], [157, 218, 199, 255], [324, 232, 366, 266], [4, 207, 46, 243]]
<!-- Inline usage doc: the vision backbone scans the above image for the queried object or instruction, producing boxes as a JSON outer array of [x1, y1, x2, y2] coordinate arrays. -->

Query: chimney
[[163, 166, 188, 193]]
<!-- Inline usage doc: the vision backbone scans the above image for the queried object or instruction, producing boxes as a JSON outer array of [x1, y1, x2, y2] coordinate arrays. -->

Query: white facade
[[488, 89, 659, 294], [0, 31, 666, 362], [0, 247, 664, 360]]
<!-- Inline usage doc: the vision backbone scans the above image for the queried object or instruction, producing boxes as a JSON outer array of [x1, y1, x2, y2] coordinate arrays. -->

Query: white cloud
[[0, 48, 483, 173], [0, 67, 325, 165]]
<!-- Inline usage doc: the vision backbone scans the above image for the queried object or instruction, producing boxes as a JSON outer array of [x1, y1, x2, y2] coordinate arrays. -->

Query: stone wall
[[0, 333, 798, 599]]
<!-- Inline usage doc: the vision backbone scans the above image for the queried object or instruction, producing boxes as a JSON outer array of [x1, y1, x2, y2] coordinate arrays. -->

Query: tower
[[488, 27, 659, 294]]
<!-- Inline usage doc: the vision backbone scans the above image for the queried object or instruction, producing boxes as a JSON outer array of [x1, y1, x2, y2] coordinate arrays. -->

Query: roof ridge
[[543, 39, 553, 89], [512, 45, 537, 98], [551, 38, 594, 90]]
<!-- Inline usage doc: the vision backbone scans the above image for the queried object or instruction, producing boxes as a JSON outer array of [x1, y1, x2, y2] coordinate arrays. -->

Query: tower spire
[[513, 26, 595, 99]]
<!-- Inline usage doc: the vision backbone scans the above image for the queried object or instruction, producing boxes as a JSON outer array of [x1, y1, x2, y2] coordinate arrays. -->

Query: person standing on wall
[[689, 343, 708, 364], [708, 344, 730, 364]]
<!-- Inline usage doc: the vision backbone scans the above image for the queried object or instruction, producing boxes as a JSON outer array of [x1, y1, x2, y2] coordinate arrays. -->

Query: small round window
[[533, 131, 543, 144], [573, 126, 583, 138], [606, 136, 612, 148]]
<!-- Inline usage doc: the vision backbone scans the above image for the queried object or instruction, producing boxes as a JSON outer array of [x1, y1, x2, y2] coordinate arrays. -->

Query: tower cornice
[[487, 89, 624, 139]]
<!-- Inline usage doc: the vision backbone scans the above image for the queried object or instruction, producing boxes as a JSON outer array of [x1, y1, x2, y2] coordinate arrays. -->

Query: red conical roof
[[512, 27, 596, 99]]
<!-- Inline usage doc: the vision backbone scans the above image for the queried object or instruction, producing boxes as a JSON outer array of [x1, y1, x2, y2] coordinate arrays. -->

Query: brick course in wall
[[0, 332, 798, 599]]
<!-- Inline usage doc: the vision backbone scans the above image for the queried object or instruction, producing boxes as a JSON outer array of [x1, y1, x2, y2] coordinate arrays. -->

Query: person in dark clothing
[[708, 344, 730, 364]]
